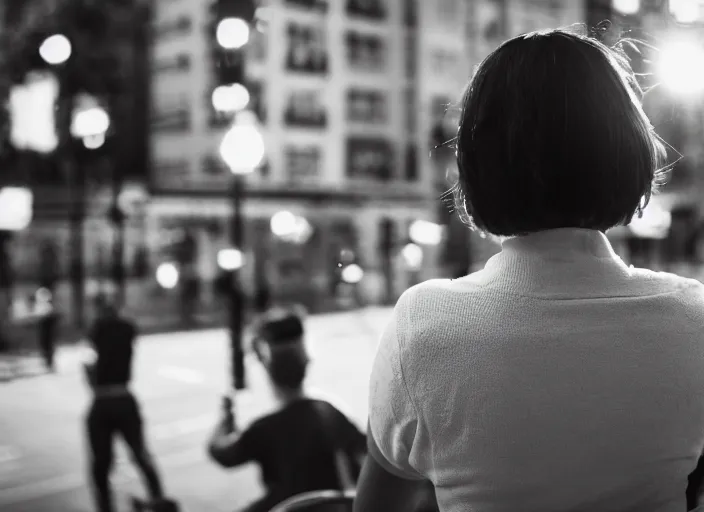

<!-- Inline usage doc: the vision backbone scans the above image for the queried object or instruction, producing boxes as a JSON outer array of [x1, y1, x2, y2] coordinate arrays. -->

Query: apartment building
[[147, 0, 453, 305]]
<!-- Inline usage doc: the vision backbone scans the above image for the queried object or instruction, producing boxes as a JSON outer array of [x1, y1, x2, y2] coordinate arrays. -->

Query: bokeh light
[[39, 34, 72, 65], [71, 107, 110, 138], [212, 84, 250, 113], [220, 123, 265, 174], [409, 220, 443, 246], [156, 263, 179, 289], [657, 40, 704, 96], [217, 248, 245, 270], [216, 18, 250, 49], [402, 243, 424, 270], [341, 264, 364, 284]]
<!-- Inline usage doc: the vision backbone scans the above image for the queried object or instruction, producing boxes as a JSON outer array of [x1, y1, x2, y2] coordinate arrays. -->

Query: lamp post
[[37, 33, 89, 327], [211, 0, 259, 390], [71, 101, 115, 302], [220, 112, 265, 390]]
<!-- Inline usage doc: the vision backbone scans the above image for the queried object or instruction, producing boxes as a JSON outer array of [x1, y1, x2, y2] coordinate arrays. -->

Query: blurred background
[[0, 0, 703, 511], [0, 0, 703, 333]]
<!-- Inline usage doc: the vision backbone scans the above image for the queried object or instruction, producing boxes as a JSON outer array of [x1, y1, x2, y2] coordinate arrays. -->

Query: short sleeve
[[367, 293, 425, 481]]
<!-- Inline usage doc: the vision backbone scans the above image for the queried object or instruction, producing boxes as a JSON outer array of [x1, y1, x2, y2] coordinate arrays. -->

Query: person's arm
[[335, 410, 367, 465], [82, 323, 100, 387], [354, 434, 430, 512], [207, 411, 259, 468], [353, 291, 431, 512]]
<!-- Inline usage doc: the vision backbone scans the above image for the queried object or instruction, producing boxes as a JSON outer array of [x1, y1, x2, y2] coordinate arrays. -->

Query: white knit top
[[368, 228, 704, 512]]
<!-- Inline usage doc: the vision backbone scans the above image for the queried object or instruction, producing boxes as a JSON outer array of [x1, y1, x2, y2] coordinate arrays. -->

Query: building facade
[[147, 0, 444, 306], [1, 0, 152, 285]]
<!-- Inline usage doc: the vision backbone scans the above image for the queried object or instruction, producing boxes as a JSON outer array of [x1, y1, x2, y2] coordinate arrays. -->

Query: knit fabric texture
[[369, 228, 704, 512]]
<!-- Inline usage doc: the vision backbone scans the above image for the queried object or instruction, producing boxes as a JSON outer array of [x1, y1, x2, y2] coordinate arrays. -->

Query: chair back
[[268, 490, 355, 512]]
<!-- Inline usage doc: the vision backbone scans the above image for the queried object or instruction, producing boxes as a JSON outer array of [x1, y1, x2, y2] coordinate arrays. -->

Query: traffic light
[[209, 0, 256, 90]]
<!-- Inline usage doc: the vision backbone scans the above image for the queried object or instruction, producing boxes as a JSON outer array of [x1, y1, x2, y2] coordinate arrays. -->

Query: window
[[201, 155, 227, 175], [477, 0, 507, 43], [347, 0, 387, 20], [430, 49, 459, 76], [153, 159, 190, 177], [404, 0, 417, 27], [346, 32, 386, 71], [284, 90, 326, 128], [153, 16, 192, 40], [347, 89, 387, 124], [404, 87, 416, 134], [437, 0, 460, 23], [286, 146, 321, 180], [405, 144, 418, 181], [248, 29, 268, 63], [346, 138, 394, 180], [285, 0, 328, 12], [152, 54, 191, 73], [248, 81, 267, 123], [405, 34, 416, 78], [151, 105, 191, 132], [208, 108, 231, 129], [286, 23, 328, 74]]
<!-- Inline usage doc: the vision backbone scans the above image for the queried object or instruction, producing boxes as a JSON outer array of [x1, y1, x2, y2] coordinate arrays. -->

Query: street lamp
[[39, 34, 72, 65], [220, 111, 265, 390]]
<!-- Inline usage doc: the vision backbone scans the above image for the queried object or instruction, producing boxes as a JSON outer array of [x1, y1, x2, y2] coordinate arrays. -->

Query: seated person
[[208, 308, 366, 512]]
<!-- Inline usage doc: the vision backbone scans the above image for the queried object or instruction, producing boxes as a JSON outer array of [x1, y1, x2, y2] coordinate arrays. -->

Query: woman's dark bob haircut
[[453, 26, 668, 236]]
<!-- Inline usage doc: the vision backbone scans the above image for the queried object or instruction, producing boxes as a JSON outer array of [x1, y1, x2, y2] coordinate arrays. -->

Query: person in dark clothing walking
[[84, 296, 169, 512], [207, 307, 367, 512], [35, 288, 58, 372]]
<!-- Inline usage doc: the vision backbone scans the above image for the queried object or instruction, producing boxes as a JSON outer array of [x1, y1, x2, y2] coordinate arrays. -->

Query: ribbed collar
[[474, 228, 634, 298], [502, 228, 620, 260]]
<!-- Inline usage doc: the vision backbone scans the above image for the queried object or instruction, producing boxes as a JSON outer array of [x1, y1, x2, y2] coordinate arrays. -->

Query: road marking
[[151, 414, 213, 441], [0, 446, 215, 505], [0, 474, 84, 506], [0, 446, 21, 464], [156, 366, 205, 385]]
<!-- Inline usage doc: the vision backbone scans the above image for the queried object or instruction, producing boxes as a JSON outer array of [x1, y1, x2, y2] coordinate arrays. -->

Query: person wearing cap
[[84, 295, 169, 512], [207, 307, 366, 512]]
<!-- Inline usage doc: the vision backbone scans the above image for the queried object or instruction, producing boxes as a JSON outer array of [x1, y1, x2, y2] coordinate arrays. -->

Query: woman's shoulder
[[396, 276, 485, 308], [628, 266, 704, 299]]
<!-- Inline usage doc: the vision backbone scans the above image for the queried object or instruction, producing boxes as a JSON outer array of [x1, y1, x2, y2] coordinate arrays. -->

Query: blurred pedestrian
[[207, 307, 366, 512], [35, 287, 58, 372], [83, 295, 174, 512], [356, 27, 704, 512]]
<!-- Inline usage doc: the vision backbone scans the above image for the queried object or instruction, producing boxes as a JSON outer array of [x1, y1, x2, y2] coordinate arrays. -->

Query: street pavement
[[0, 306, 393, 512]]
